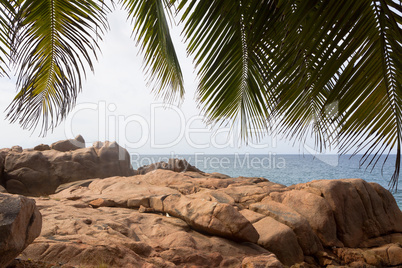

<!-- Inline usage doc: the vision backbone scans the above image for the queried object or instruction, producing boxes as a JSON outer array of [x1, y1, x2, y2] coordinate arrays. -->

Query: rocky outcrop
[[1, 139, 400, 267], [20, 197, 272, 267], [137, 158, 203, 174], [0, 193, 42, 267], [17, 168, 402, 267], [1, 138, 135, 196]]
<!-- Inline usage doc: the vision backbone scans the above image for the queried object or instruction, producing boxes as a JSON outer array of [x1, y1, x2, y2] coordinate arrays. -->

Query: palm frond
[[0, 0, 15, 76], [178, 0, 274, 140], [120, 0, 184, 103], [262, 0, 402, 190], [179, 0, 402, 189], [6, 0, 109, 134]]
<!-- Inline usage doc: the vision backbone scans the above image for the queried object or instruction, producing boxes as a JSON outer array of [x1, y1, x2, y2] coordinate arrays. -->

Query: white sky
[[0, 8, 331, 155]]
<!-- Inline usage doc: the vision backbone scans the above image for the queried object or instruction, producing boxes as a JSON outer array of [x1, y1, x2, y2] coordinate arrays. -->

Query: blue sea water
[[131, 153, 402, 210]]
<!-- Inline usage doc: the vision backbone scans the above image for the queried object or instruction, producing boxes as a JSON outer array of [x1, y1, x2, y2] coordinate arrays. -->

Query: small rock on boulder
[[0, 193, 42, 267], [50, 135, 85, 152], [137, 158, 202, 174], [11, 146, 22, 153], [33, 144, 50, 151]]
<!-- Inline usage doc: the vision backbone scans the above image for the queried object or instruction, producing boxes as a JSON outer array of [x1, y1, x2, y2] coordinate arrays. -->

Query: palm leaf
[[120, 0, 184, 103], [179, 0, 402, 189], [178, 0, 274, 140], [6, 0, 108, 134], [262, 0, 402, 190], [0, 0, 15, 76]]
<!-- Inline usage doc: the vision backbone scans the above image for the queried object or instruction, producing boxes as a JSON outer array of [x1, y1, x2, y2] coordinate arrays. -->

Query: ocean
[[131, 153, 402, 210]]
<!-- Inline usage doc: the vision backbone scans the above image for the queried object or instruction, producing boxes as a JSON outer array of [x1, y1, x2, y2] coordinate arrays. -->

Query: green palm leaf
[[178, 0, 273, 140], [6, 0, 108, 133], [263, 0, 402, 190], [0, 0, 15, 76], [179, 0, 402, 189], [120, 0, 184, 103]]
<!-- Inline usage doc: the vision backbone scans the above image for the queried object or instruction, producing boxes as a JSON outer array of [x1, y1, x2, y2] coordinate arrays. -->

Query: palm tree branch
[[121, 0, 184, 103], [6, 0, 108, 134]]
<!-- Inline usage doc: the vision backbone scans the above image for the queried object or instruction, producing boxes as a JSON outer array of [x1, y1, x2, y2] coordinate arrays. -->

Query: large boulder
[[252, 216, 304, 265], [266, 189, 343, 248], [250, 201, 323, 256], [161, 194, 259, 243], [286, 179, 402, 248], [3, 139, 135, 196], [0, 193, 42, 267]]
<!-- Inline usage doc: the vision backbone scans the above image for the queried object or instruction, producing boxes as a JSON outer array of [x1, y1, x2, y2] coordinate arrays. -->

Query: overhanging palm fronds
[[179, 0, 402, 189], [0, 0, 15, 76], [264, 0, 402, 190], [178, 0, 274, 140], [6, 0, 108, 134], [121, 0, 184, 103]]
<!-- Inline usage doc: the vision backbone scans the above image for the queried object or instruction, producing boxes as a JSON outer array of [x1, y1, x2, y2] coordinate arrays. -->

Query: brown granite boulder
[[3, 139, 135, 196], [266, 189, 343, 248], [252, 215, 304, 265], [161, 194, 259, 243], [250, 201, 323, 256], [288, 179, 402, 248], [0, 193, 42, 267]]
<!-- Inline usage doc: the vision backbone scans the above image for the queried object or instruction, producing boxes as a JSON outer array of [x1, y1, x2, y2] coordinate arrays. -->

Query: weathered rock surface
[[1, 138, 135, 196], [17, 167, 402, 268], [20, 197, 272, 267], [0, 193, 42, 267], [287, 179, 402, 248], [241, 254, 284, 268]]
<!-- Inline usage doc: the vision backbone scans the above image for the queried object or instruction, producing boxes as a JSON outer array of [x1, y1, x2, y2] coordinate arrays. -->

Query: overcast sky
[[0, 8, 332, 156]]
